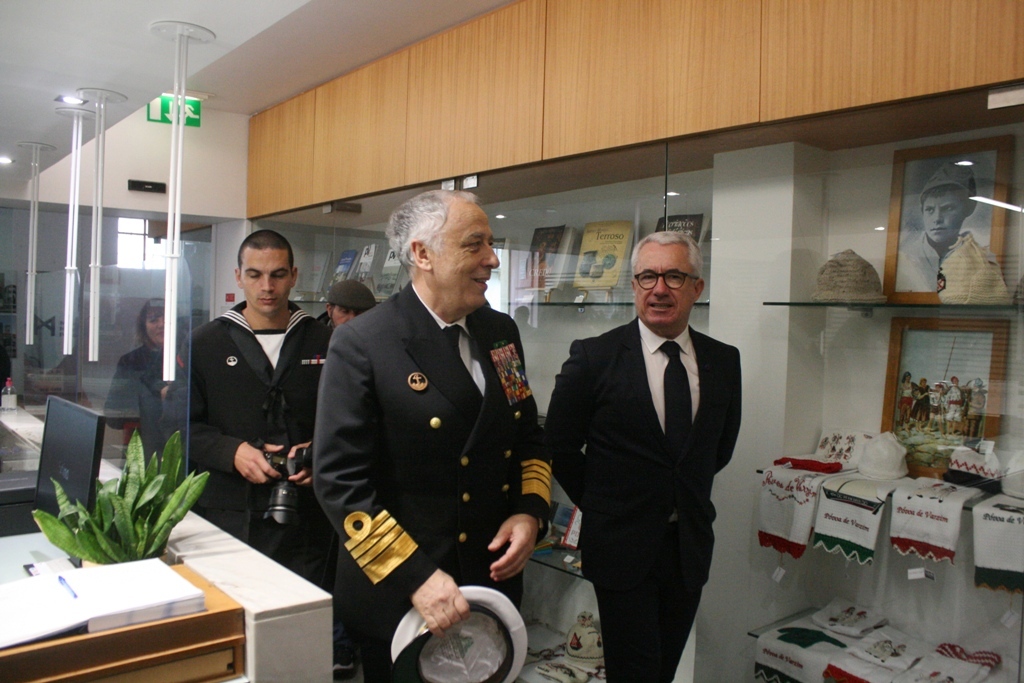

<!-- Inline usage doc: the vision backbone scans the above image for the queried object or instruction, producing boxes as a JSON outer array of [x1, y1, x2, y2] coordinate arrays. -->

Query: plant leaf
[[146, 471, 208, 557], [94, 489, 112, 532], [160, 432, 184, 494], [52, 479, 78, 523], [135, 517, 150, 559], [122, 433, 145, 511], [110, 494, 137, 559], [75, 526, 117, 564], [80, 505, 128, 563], [32, 510, 87, 560], [134, 474, 166, 515]]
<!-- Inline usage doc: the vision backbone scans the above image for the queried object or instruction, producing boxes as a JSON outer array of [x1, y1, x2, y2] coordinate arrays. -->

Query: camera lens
[[265, 480, 301, 525]]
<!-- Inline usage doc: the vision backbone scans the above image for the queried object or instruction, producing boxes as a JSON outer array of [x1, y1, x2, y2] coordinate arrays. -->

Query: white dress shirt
[[413, 283, 486, 394], [637, 321, 700, 432]]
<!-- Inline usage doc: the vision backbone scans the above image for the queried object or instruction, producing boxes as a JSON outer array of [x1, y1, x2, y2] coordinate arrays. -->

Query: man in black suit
[[313, 190, 552, 681], [545, 231, 742, 682]]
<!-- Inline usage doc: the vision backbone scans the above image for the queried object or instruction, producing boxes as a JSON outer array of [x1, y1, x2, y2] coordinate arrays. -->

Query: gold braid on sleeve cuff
[[343, 510, 419, 585], [521, 459, 552, 505]]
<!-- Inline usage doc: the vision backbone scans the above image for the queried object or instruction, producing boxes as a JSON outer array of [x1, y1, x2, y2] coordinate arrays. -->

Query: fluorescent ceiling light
[[874, 226, 885, 231], [0, 156, 12, 165], [495, 214, 506, 219], [56, 94, 86, 105], [666, 191, 680, 196], [970, 195, 1023, 212], [953, 160, 974, 166]]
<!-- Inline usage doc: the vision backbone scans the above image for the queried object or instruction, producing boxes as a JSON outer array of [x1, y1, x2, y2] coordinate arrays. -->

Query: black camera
[[259, 443, 312, 526]]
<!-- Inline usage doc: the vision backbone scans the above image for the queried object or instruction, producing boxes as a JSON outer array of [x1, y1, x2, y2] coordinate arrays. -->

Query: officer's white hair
[[386, 190, 480, 268]]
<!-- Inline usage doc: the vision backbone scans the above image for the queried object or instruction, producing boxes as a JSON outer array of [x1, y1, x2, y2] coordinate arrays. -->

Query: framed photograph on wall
[[882, 135, 1014, 304], [881, 317, 1009, 478]]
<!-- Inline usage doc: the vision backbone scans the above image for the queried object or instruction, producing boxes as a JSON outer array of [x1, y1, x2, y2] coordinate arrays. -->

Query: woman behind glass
[[105, 299, 168, 461]]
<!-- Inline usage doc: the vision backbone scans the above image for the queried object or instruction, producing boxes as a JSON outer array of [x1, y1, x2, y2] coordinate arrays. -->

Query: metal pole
[[56, 107, 94, 356], [150, 20, 215, 382], [79, 89, 126, 362], [17, 142, 54, 346]]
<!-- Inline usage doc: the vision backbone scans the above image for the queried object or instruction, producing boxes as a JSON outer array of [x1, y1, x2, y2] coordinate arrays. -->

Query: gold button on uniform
[[504, 450, 512, 459], [460, 456, 469, 467], [462, 492, 471, 502], [458, 532, 467, 543], [429, 417, 441, 429], [501, 484, 509, 492], [514, 410, 522, 420]]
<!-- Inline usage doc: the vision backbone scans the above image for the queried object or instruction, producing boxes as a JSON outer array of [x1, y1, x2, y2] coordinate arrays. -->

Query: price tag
[[772, 566, 786, 583], [1000, 609, 1021, 628]]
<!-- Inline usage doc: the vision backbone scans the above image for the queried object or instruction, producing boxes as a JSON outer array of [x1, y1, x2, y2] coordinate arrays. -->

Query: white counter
[[2, 407, 333, 682]]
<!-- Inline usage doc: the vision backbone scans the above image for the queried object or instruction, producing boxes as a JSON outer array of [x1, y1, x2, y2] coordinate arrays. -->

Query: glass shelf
[[763, 301, 1019, 311], [533, 301, 709, 307], [529, 547, 584, 580]]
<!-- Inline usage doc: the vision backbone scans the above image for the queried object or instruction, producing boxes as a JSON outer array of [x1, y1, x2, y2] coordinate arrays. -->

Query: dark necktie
[[444, 325, 471, 375], [660, 340, 692, 454]]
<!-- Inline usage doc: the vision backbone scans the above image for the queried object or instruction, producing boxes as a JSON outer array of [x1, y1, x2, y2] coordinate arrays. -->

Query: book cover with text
[[572, 220, 632, 290], [655, 213, 704, 242]]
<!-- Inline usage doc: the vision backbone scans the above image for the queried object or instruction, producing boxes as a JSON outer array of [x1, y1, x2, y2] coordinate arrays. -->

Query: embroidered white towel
[[889, 478, 982, 564], [757, 467, 837, 559], [811, 597, 888, 637], [973, 494, 1024, 592], [812, 475, 912, 565]]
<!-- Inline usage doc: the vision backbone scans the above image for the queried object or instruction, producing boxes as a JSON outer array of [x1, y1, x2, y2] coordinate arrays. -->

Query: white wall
[[702, 143, 807, 682], [2, 104, 249, 222]]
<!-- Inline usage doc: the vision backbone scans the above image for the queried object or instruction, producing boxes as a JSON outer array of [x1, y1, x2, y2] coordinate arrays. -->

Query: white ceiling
[[0, 0, 514, 184]]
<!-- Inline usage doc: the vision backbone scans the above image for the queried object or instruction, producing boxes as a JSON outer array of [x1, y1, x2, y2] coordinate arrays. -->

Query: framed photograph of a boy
[[883, 135, 1014, 304], [881, 317, 1009, 478]]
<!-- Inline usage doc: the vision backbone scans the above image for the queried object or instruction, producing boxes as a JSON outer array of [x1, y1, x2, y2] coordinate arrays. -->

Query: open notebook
[[0, 558, 205, 650]]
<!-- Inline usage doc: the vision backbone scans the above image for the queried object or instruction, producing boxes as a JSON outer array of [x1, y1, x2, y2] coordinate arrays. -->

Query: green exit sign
[[147, 95, 201, 127]]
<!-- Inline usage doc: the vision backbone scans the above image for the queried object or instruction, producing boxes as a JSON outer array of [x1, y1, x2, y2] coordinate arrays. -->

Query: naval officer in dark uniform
[[313, 190, 551, 681]]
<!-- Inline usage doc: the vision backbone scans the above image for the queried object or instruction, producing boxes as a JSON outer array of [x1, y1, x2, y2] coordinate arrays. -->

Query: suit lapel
[[397, 289, 482, 423], [689, 329, 716, 432]]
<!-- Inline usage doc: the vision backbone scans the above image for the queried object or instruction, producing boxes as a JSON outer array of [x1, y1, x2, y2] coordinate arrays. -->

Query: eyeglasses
[[633, 270, 697, 290]]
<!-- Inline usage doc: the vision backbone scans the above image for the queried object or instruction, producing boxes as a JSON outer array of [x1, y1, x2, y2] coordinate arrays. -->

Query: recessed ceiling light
[[56, 94, 87, 105], [0, 157, 12, 165], [874, 226, 885, 231], [495, 214, 506, 219], [666, 191, 680, 196], [954, 160, 974, 166]]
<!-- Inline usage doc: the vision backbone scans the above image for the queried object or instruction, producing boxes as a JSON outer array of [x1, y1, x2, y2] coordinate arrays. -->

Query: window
[[117, 218, 165, 269]]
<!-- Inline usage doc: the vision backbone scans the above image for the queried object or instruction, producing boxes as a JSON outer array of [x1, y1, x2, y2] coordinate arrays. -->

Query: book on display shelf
[[353, 244, 377, 285], [376, 248, 404, 299], [654, 213, 704, 242], [572, 220, 632, 290], [517, 225, 576, 291], [330, 249, 358, 287]]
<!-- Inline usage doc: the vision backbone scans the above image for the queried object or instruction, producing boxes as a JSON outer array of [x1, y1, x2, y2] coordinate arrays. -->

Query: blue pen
[[58, 575, 78, 599]]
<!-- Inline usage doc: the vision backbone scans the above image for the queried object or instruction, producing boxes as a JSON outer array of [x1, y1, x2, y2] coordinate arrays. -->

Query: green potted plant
[[32, 430, 209, 564]]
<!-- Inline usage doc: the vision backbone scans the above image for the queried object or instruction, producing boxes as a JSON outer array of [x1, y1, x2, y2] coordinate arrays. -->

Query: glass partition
[[0, 222, 197, 473]]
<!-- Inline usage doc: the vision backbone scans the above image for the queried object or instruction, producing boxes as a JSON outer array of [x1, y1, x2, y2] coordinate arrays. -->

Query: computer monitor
[[33, 396, 105, 517]]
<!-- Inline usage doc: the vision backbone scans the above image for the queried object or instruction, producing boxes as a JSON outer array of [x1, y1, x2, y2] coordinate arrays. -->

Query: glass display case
[[256, 88, 1024, 681]]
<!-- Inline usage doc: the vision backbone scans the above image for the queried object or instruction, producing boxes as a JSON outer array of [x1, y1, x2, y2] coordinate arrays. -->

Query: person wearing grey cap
[[321, 279, 378, 328], [896, 162, 977, 292]]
